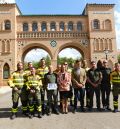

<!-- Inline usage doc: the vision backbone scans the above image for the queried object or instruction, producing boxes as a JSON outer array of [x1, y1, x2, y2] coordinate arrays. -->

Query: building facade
[[0, 2, 117, 85]]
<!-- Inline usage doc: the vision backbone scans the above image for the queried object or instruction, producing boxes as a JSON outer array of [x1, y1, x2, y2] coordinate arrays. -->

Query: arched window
[[7, 40, 10, 52], [3, 63, 10, 79], [50, 22, 56, 31], [100, 39, 103, 50], [77, 22, 82, 31], [104, 39, 108, 49], [41, 22, 47, 32], [59, 22, 64, 31], [109, 39, 112, 50], [32, 22, 38, 32], [2, 41, 5, 53], [96, 39, 99, 50], [93, 19, 100, 29], [68, 21, 73, 31], [5, 20, 11, 30], [23, 23, 29, 32], [105, 19, 112, 30]]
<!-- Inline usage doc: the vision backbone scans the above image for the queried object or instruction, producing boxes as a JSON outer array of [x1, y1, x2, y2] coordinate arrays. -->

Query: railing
[[17, 31, 88, 39]]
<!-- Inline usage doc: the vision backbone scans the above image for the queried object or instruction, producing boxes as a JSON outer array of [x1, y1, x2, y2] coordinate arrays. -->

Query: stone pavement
[[0, 86, 11, 94]]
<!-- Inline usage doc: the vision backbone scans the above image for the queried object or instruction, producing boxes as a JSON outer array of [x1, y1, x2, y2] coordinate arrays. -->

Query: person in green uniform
[[110, 63, 120, 113], [26, 67, 42, 118], [8, 62, 28, 119], [37, 58, 48, 115]]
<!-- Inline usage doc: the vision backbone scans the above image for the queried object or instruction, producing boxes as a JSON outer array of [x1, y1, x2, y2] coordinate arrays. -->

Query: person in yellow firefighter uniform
[[37, 58, 48, 115], [110, 62, 120, 113], [8, 62, 28, 119], [26, 67, 42, 118]]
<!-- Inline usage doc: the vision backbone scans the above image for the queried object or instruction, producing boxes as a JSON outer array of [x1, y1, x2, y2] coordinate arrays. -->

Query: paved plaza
[[0, 89, 120, 129]]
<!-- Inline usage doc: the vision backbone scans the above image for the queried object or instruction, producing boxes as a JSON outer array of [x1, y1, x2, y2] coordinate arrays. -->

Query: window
[[59, 22, 64, 31], [77, 22, 82, 31], [3, 63, 10, 79], [68, 21, 73, 31], [2, 41, 5, 53], [93, 19, 100, 29], [32, 22, 38, 32], [5, 20, 11, 30], [23, 23, 28, 32], [41, 22, 47, 32], [105, 19, 111, 30], [50, 22, 56, 31]]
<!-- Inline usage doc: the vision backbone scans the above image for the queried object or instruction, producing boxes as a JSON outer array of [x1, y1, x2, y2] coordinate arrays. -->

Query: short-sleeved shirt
[[87, 68, 101, 84], [101, 67, 111, 84]]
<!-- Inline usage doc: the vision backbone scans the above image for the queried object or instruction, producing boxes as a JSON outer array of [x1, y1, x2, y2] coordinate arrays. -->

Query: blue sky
[[16, 0, 119, 14], [14, 0, 120, 61]]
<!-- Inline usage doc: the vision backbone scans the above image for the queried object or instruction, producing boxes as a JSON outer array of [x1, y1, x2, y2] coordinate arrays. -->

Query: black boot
[[10, 113, 17, 120], [38, 112, 42, 118], [29, 112, 33, 119], [22, 111, 28, 116]]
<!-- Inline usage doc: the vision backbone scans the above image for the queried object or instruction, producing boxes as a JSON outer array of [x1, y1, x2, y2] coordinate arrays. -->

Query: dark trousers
[[85, 82, 90, 108], [101, 84, 111, 107], [74, 88, 85, 109], [47, 90, 58, 112], [40, 88, 45, 113], [89, 86, 100, 109]]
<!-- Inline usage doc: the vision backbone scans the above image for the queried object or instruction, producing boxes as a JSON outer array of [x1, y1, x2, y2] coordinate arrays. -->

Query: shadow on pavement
[[0, 107, 28, 118]]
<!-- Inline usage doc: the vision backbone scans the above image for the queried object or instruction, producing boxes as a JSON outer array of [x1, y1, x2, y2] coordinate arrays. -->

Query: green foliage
[[45, 55, 51, 66], [24, 55, 51, 69], [118, 54, 120, 63], [24, 55, 82, 69], [57, 56, 81, 68]]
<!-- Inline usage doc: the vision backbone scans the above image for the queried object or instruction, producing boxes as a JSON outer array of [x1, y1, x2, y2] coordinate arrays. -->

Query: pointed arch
[[68, 21, 73, 31], [4, 20, 11, 30], [3, 63, 10, 79], [77, 21, 82, 31], [104, 39, 108, 49], [93, 19, 100, 29], [59, 22, 65, 31], [2, 40, 5, 53], [105, 19, 112, 30], [7, 40, 10, 52], [41, 22, 47, 32], [96, 39, 99, 51], [50, 22, 56, 31], [109, 39, 112, 51], [100, 39, 103, 50]]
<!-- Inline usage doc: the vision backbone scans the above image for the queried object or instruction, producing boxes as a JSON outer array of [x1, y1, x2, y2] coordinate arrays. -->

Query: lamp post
[[104, 48, 109, 60]]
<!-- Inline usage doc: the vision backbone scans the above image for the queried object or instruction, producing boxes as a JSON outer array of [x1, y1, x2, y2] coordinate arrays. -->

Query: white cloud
[[115, 10, 120, 49], [0, 0, 15, 3], [24, 49, 49, 62], [59, 48, 82, 59]]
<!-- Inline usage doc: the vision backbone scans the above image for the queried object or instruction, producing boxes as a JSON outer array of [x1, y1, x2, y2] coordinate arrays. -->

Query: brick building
[[0, 1, 117, 85]]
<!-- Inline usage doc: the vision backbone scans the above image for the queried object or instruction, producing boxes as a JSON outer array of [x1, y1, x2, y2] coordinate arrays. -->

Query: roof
[[17, 14, 87, 17], [82, 3, 115, 15], [0, 3, 22, 15]]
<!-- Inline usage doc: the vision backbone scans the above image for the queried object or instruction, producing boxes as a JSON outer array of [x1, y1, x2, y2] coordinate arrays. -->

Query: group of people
[[8, 58, 120, 120]]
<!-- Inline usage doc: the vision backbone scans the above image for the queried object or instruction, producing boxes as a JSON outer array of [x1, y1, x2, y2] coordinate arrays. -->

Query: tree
[[45, 55, 51, 66], [118, 54, 120, 63]]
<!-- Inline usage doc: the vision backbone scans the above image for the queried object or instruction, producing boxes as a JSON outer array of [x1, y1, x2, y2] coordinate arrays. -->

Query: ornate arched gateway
[[0, 3, 117, 85]]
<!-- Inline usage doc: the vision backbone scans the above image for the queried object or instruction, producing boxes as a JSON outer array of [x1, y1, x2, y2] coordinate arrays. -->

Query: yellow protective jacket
[[110, 70, 120, 85], [37, 66, 48, 85], [26, 75, 42, 91], [8, 71, 26, 88]]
